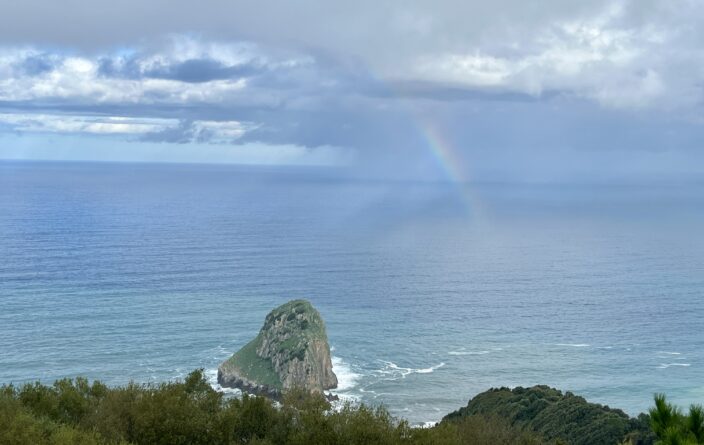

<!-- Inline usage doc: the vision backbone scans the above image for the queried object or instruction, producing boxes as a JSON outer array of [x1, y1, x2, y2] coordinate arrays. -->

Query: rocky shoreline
[[216, 367, 339, 402]]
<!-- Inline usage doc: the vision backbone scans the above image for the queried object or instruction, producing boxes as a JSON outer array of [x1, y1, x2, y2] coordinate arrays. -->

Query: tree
[[649, 394, 704, 445]]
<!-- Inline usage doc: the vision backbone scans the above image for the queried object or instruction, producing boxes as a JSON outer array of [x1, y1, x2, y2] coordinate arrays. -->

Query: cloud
[[0, 55, 249, 105], [0, 2, 702, 180], [399, 3, 702, 109], [0, 36, 378, 153], [0, 132, 353, 167], [140, 119, 258, 144], [0, 37, 346, 125], [1, 2, 702, 114], [0, 112, 258, 145], [0, 113, 178, 134], [0, 0, 702, 112], [19, 54, 55, 76], [95, 37, 281, 84], [142, 58, 260, 83], [190, 120, 251, 142]]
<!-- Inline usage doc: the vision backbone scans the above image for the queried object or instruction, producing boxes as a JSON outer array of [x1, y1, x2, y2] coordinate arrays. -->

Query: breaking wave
[[448, 350, 490, 356], [205, 368, 242, 396], [331, 355, 362, 392], [376, 361, 445, 379], [657, 363, 691, 369]]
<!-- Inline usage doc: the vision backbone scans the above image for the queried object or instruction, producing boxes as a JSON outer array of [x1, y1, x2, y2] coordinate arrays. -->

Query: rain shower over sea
[[1, 160, 703, 424]]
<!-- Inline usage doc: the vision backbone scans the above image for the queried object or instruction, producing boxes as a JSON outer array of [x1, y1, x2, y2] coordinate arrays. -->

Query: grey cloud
[[367, 80, 559, 102], [0, 39, 701, 160], [20, 54, 55, 76], [96, 57, 142, 79], [139, 120, 196, 143], [0, 0, 703, 181], [144, 58, 265, 83], [97, 56, 267, 83], [2, 1, 703, 109], [139, 119, 252, 144], [0, 0, 615, 55]]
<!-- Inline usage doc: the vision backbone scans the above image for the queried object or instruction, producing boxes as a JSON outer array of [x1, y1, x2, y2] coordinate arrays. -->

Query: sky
[[0, 0, 703, 182]]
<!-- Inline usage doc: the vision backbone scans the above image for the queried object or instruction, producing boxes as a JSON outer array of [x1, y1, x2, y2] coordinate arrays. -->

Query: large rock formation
[[218, 300, 338, 399]]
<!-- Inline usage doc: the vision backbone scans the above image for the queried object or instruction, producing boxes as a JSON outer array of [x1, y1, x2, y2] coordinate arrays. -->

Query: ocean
[[1, 160, 703, 425]]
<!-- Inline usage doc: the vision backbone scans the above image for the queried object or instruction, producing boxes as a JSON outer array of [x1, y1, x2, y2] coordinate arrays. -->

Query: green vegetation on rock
[[218, 300, 337, 396], [262, 300, 327, 362], [222, 334, 282, 390]]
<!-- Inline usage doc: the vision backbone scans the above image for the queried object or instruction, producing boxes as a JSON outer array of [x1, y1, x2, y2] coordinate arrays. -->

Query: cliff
[[218, 300, 338, 398]]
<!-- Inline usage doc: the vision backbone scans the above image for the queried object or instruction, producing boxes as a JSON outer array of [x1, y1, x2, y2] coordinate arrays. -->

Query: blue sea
[[1, 160, 703, 425]]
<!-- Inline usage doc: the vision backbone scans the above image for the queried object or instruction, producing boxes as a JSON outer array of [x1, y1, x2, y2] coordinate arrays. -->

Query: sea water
[[1, 160, 703, 424]]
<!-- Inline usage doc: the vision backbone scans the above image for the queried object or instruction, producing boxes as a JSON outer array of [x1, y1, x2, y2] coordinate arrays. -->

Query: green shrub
[[4, 370, 696, 445]]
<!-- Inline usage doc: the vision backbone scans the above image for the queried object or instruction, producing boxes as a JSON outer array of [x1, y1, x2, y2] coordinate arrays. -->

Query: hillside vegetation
[[1, 370, 701, 444], [0, 370, 541, 445], [443, 385, 655, 445]]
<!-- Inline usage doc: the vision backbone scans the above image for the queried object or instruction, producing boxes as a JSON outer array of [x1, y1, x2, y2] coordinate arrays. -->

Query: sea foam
[[331, 355, 362, 391], [658, 363, 691, 369], [448, 350, 490, 356], [205, 368, 243, 396], [377, 360, 446, 378]]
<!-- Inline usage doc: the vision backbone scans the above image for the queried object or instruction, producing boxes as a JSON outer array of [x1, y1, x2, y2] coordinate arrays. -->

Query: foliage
[[442, 385, 655, 445], [649, 394, 704, 444], [222, 334, 283, 389], [264, 300, 326, 340], [0, 370, 547, 445], [5, 371, 696, 445]]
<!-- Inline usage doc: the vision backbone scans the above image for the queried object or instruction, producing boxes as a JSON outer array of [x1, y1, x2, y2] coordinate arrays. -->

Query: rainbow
[[366, 69, 485, 218], [418, 118, 466, 185], [412, 114, 485, 218]]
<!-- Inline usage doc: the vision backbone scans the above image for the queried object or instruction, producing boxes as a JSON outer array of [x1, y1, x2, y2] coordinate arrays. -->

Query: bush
[[4, 370, 691, 445]]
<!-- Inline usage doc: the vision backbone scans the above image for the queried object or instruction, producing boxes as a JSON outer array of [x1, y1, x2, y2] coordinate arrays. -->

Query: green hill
[[443, 385, 654, 445]]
